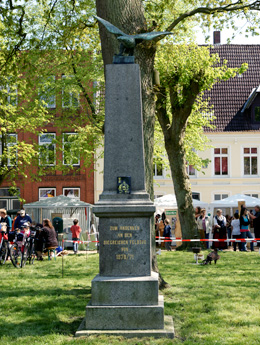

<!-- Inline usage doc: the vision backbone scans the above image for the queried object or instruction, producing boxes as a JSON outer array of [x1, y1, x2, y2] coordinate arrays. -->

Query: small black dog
[[201, 248, 220, 265]]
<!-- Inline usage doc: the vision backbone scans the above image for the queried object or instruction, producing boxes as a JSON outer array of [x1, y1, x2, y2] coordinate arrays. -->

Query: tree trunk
[[156, 87, 198, 249], [95, 0, 168, 287], [165, 124, 198, 249]]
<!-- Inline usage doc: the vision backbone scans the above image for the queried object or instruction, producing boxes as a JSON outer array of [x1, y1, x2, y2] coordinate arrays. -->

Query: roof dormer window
[[254, 106, 260, 122]]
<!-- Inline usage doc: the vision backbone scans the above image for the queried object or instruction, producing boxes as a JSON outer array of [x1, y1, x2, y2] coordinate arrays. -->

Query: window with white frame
[[62, 75, 79, 108], [245, 193, 259, 198], [254, 106, 260, 122], [0, 187, 20, 210], [0, 187, 20, 197], [39, 133, 56, 166], [214, 148, 228, 175], [0, 133, 17, 166], [153, 161, 163, 177], [39, 188, 56, 200], [186, 164, 196, 176], [186, 148, 196, 176], [243, 148, 258, 175], [7, 84, 17, 105], [38, 76, 56, 108], [63, 188, 80, 199], [62, 133, 80, 166], [214, 193, 229, 201], [0, 81, 18, 106], [192, 192, 200, 200]]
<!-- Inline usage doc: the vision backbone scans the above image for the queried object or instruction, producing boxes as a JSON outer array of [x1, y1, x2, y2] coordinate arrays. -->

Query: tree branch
[[166, 1, 260, 32], [69, 52, 103, 131], [156, 86, 172, 141], [8, 0, 26, 36], [39, 0, 60, 47], [0, 1, 27, 71]]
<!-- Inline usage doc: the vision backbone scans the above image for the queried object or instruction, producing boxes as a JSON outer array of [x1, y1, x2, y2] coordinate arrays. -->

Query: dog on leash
[[201, 248, 220, 265]]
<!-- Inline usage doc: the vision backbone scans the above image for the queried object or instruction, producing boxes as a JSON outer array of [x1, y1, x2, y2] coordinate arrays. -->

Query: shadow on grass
[[0, 286, 92, 339]]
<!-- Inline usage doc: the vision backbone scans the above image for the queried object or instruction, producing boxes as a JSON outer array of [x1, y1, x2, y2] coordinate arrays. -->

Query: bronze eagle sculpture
[[94, 15, 173, 56]]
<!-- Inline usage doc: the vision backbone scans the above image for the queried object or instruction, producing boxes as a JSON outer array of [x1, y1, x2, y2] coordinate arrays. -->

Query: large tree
[[155, 43, 247, 243], [0, 1, 102, 190]]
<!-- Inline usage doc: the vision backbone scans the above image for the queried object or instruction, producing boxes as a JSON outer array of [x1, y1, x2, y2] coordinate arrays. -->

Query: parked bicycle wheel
[[10, 243, 26, 268], [23, 241, 30, 263], [28, 242, 36, 265], [0, 240, 8, 265]]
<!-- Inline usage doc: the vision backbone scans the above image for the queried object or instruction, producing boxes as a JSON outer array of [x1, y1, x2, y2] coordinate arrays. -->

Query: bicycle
[[26, 229, 36, 265], [0, 225, 8, 265], [10, 230, 29, 268]]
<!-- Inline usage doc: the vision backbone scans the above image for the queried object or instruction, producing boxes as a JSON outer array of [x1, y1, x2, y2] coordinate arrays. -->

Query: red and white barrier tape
[[156, 237, 260, 243], [62, 239, 99, 244], [62, 238, 259, 244]]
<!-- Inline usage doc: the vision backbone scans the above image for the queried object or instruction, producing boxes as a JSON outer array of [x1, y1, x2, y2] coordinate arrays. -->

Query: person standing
[[14, 209, 32, 229], [158, 216, 165, 248], [155, 214, 160, 244], [231, 213, 241, 251], [0, 209, 12, 233], [213, 209, 227, 250], [226, 215, 232, 247], [70, 219, 82, 254], [197, 209, 211, 249], [163, 219, 172, 251], [194, 207, 201, 221], [240, 206, 254, 252], [250, 205, 260, 247], [12, 211, 20, 231]]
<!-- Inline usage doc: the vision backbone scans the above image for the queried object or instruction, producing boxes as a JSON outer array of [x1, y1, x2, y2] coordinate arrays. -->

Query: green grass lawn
[[1, 249, 260, 345]]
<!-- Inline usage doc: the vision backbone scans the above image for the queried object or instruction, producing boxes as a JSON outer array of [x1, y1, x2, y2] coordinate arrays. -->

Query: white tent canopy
[[154, 194, 208, 209], [210, 193, 260, 209], [24, 195, 92, 232]]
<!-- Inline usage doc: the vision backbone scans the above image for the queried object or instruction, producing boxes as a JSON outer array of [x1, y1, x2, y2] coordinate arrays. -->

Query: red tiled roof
[[204, 45, 260, 132]]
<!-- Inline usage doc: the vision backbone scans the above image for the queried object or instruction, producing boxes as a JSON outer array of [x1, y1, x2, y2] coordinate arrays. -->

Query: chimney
[[213, 31, 221, 45]]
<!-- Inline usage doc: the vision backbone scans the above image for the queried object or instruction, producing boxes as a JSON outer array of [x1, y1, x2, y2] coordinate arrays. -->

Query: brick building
[[0, 70, 95, 211]]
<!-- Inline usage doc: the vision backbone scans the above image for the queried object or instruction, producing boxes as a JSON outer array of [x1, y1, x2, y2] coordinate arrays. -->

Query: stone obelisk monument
[[76, 61, 174, 338]]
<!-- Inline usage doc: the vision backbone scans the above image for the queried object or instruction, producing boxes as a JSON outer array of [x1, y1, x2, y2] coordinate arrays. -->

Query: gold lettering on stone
[[103, 240, 129, 245], [110, 226, 118, 231], [129, 240, 146, 245], [119, 226, 140, 231], [105, 224, 145, 261], [124, 233, 132, 238], [116, 254, 128, 260], [116, 253, 135, 260]]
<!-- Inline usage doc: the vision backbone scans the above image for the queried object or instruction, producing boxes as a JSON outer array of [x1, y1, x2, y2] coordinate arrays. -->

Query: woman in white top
[[213, 209, 227, 249], [231, 213, 241, 251], [197, 209, 211, 249]]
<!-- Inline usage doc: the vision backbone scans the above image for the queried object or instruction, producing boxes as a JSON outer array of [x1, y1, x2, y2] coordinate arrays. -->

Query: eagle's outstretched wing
[[94, 16, 126, 37], [133, 31, 173, 42]]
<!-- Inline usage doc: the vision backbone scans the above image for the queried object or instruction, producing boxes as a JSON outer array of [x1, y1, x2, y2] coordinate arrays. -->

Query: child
[[231, 213, 241, 251], [163, 219, 172, 251], [70, 219, 82, 254]]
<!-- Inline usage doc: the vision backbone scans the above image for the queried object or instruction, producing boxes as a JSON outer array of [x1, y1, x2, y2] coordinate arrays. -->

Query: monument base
[[75, 315, 174, 339], [91, 272, 160, 306], [85, 295, 164, 330]]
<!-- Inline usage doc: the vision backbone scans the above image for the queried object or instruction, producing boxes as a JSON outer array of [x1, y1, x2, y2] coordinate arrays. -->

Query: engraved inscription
[[105, 224, 146, 261], [119, 226, 140, 231]]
